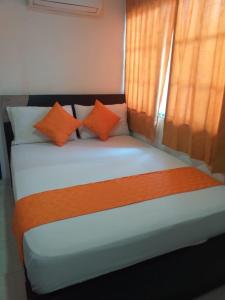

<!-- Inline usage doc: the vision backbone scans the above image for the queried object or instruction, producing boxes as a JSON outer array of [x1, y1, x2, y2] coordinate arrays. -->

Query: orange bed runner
[[13, 167, 222, 262]]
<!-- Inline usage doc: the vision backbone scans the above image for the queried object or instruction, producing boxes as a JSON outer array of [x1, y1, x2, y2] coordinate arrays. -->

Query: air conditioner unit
[[28, 0, 103, 16]]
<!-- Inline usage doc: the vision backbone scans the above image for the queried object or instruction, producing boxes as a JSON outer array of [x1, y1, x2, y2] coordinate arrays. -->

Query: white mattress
[[11, 136, 225, 294]]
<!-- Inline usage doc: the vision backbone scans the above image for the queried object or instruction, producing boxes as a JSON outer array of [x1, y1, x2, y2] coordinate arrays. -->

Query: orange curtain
[[163, 0, 225, 173], [212, 93, 225, 172], [125, 0, 178, 139]]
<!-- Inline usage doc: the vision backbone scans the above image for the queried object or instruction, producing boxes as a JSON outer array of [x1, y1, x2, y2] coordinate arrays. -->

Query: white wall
[[0, 0, 125, 95]]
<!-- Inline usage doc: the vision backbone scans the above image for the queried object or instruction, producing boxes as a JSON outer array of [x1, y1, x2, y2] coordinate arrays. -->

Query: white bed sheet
[[11, 136, 225, 294]]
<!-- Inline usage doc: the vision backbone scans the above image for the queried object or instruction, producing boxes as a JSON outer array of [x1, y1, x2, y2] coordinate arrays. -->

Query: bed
[[2, 94, 225, 299]]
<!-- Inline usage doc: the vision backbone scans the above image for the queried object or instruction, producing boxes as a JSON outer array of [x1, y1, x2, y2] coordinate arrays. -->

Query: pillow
[[75, 102, 129, 139], [7, 105, 76, 145], [83, 100, 120, 141], [34, 102, 81, 146]]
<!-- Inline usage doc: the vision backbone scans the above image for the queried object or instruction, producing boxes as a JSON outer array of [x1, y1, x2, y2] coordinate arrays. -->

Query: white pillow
[[75, 103, 130, 139], [7, 106, 76, 145]]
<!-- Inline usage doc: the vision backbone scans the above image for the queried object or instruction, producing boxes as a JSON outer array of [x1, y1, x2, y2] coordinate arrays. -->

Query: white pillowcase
[[7, 106, 76, 145], [75, 103, 130, 139]]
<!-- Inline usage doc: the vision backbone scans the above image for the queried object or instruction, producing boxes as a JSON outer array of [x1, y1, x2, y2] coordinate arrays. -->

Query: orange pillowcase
[[83, 100, 120, 141], [34, 102, 81, 146]]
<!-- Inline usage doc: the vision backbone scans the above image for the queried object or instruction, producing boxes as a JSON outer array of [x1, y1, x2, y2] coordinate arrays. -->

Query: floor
[[0, 179, 225, 300], [0, 180, 27, 300]]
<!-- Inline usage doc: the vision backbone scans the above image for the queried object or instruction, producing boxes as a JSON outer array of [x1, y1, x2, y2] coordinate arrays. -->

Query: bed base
[[26, 233, 225, 300]]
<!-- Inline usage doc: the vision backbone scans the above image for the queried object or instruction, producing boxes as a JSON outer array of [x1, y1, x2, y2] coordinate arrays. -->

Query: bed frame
[[1, 94, 225, 300]]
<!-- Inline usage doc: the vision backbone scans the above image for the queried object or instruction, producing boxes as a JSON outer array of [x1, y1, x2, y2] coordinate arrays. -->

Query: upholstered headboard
[[0, 94, 126, 162]]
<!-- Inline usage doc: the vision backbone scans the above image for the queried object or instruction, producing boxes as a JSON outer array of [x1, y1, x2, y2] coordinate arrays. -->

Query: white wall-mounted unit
[[28, 0, 103, 16]]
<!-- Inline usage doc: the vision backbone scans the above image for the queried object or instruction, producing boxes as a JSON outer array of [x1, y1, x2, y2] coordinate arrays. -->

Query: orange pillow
[[83, 100, 120, 141], [34, 102, 81, 146]]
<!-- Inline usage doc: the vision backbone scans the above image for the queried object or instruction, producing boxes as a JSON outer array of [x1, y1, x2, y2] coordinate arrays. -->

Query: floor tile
[[0, 271, 27, 300], [0, 240, 22, 275], [195, 285, 225, 300]]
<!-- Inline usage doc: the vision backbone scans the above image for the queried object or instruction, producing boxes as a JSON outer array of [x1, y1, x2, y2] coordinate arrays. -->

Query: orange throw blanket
[[13, 167, 221, 262]]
